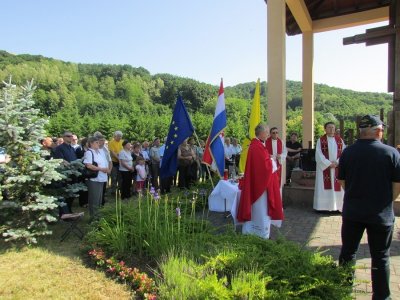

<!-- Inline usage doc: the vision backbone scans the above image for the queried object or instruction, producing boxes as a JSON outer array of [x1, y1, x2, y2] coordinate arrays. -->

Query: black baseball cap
[[359, 114, 386, 128]]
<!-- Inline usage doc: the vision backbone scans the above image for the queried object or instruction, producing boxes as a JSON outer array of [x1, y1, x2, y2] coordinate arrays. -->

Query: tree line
[[0, 50, 392, 144]]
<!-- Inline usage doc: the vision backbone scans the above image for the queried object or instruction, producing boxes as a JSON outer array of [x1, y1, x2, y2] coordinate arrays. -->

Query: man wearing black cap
[[338, 114, 400, 299]]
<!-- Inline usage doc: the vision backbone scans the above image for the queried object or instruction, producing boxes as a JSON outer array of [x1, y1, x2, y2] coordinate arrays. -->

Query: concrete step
[[282, 185, 314, 208]]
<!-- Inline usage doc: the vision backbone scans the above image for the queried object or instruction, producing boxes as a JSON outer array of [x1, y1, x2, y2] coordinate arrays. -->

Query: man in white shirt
[[94, 132, 112, 205], [266, 127, 287, 188], [232, 138, 242, 172], [224, 137, 235, 177], [71, 134, 79, 149], [149, 138, 161, 189]]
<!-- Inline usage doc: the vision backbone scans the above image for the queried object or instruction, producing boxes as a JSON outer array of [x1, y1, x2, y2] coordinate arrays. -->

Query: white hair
[[114, 131, 123, 137], [255, 123, 269, 137]]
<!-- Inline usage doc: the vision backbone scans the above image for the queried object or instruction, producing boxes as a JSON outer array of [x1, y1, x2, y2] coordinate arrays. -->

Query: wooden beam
[[286, 0, 312, 32], [313, 7, 389, 33], [343, 25, 395, 45], [394, 0, 400, 111]]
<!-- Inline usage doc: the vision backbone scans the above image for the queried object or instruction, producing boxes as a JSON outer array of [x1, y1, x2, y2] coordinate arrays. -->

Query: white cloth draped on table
[[208, 180, 239, 212]]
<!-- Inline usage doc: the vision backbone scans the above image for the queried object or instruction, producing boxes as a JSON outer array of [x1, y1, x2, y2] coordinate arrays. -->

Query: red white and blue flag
[[202, 79, 226, 177]]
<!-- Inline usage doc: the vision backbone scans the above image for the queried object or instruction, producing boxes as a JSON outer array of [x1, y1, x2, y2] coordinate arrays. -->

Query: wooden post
[[356, 116, 362, 139], [393, 0, 400, 146], [388, 111, 394, 146], [339, 119, 344, 137], [348, 128, 354, 145]]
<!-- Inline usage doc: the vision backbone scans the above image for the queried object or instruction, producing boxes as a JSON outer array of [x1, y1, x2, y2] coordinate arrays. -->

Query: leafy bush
[[87, 192, 353, 299], [156, 241, 352, 299]]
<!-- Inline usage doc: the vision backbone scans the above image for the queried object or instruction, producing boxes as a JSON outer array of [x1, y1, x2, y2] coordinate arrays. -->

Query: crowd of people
[[8, 114, 400, 298], [37, 126, 305, 223], [41, 130, 249, 221]]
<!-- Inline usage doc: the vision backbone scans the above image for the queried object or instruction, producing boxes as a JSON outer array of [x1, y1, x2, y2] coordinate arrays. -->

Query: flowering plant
[[88, 248, 157, 299]]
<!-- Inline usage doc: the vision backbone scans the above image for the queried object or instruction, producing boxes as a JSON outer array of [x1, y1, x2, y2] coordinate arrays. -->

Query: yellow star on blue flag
[[160, 95, 194, 178]]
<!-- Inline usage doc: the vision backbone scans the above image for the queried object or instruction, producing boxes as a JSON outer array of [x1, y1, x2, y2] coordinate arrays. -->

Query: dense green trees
[[0, 51, 393, 144]]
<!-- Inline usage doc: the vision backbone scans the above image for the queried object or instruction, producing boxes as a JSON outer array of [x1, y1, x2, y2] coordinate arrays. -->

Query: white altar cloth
[[208, 180, 240, 213]]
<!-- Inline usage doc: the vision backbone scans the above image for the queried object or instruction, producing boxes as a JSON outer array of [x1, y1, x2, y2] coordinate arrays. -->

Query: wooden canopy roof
[[265, 0, 391, 36]]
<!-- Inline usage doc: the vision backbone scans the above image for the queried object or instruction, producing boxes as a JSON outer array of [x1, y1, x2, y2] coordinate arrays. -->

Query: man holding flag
[[203, 79, 227, 177], [159, 95, 194, 183]]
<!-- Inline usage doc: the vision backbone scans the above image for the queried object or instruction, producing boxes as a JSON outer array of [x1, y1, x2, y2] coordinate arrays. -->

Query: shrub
[[87, 191, 352, 299], [0, 79, 63, 244], [156, 238, 352, 299]]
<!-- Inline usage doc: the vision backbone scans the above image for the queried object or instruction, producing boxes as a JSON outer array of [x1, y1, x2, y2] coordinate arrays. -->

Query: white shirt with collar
[[270, 138, 287, 166], [83, 148, 109, 182], [224, 144, 234, 160], [232, 144, 242, 155]]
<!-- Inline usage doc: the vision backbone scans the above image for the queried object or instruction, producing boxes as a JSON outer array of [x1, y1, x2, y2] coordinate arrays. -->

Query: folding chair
[[60, 212, 85, 242]]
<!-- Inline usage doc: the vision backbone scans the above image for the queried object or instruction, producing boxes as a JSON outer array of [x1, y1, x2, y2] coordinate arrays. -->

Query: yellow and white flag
[[239, 78, 261, 173]]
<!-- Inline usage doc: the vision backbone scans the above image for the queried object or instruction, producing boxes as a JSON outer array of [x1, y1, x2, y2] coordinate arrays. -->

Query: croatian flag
[[202, 79, 226, 177]]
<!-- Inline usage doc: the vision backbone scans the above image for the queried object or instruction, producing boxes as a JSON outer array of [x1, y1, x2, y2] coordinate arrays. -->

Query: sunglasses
[[64, 135, 73, 138], [271, 132, 278, 134]]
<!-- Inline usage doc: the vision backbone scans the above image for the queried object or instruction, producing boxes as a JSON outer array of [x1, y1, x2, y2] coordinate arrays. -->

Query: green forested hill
[[0, 50, 392, 141]]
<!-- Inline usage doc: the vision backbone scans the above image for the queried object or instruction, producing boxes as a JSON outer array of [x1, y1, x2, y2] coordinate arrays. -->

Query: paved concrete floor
[[268, 207, 400, 300]]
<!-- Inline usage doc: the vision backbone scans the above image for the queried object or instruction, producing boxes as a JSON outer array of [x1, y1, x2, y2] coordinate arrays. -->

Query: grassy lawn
[[0, 183, 354, 299], [0, 202, 132, 300]]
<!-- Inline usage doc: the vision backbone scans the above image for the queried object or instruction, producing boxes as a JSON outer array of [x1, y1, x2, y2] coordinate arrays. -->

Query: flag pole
[[192, 131, 214, 188]]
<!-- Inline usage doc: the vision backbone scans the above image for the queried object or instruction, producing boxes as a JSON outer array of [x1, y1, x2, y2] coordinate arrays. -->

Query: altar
[[208, 180, 240, 214]]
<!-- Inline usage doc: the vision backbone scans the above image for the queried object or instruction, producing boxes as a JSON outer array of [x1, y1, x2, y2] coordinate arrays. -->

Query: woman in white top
[[118, 140, 134, 199], [83, 136, 110, 220]]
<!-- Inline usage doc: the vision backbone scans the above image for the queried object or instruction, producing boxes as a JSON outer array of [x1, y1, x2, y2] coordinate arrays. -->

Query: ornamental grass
[[86, 187, 353, 299]]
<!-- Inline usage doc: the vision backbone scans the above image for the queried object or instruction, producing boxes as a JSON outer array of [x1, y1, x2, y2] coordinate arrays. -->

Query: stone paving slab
[[269, 207, 400, 300]]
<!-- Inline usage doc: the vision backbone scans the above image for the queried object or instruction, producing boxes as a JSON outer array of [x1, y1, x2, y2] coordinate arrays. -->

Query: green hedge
[[86, 193, 352, 299]]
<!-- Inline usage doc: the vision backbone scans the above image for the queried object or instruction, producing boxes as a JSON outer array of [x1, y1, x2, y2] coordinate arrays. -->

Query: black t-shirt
[[286, 141, 302, 157], [338, 139, 400, 225]]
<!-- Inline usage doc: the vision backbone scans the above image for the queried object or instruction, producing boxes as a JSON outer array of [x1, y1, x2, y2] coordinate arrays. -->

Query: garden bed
[[85, 189, 353, 299]]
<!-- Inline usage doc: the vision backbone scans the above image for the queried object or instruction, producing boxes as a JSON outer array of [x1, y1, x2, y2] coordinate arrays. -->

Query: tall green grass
[[86, 189, 353, 299], [86, 189, 214, 260]]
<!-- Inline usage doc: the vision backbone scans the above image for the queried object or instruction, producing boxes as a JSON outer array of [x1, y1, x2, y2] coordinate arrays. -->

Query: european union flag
[[160, 95, 194, 178]]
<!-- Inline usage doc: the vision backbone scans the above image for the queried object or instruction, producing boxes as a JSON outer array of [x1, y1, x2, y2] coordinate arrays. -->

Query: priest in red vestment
[[237, 123, 284, 239]]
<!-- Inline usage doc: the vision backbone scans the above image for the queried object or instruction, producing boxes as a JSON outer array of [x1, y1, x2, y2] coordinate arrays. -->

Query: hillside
[[0, 50, 392, 140]]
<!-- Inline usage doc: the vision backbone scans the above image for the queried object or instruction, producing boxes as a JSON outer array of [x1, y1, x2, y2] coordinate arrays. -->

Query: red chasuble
[[320, 134, 343, 191], [237, 138, 284, 222]]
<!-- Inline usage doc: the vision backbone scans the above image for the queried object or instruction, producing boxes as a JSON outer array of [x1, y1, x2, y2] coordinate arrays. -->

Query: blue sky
[[0, 0, 389, 93]]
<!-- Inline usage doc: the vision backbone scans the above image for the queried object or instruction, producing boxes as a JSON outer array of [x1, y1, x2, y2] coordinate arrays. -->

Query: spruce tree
[[0, 78, 63, 244]]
